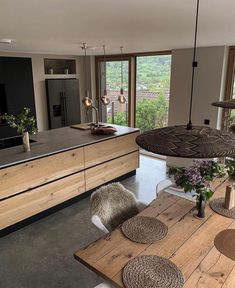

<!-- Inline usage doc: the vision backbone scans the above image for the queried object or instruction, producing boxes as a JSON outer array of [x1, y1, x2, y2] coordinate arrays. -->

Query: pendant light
[[118, 46, 126, 104], [81, 43, 100, 125], [82, 43, 93, 107], [136, 0, 235, 158], [101, 45, 110, 105], [212, 99, 235, 109]]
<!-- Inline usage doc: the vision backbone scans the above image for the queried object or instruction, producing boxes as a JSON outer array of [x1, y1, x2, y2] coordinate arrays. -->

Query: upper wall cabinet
[[44, 59, 76, 75]]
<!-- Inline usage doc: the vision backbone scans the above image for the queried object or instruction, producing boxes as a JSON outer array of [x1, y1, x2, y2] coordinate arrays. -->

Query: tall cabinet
[[0, 57, 35, 138], [46, 79, 81, 129]]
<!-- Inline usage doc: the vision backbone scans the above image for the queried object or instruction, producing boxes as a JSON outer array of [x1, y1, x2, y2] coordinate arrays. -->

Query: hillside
[[106, 55, 171, 92]]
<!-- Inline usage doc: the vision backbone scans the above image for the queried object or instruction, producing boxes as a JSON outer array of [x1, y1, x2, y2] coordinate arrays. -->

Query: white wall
[[167, 46, 228, 167], [0, 52, 91, 131]]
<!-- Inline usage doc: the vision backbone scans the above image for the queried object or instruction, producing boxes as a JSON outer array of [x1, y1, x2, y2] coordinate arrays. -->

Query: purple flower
[[185, 167, 202, 186]]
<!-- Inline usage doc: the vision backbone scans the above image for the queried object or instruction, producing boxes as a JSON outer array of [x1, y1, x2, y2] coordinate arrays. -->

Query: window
[[105, 60, 129, 126], [223, 47, 235, 129], [95, 52, 172, 131], [135, 55, 171, 133], [96, 57, 131, 126]]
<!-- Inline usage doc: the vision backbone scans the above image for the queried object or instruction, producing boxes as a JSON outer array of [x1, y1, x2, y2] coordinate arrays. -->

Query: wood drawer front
[[0, 147, 84, 200], [84, 132, 139, 169], [0, 172, 85, 230], [85, 151, 139, 191]]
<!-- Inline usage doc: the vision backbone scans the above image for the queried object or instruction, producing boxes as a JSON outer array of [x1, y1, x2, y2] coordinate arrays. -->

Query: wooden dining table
[[74, 178, 235, 288]]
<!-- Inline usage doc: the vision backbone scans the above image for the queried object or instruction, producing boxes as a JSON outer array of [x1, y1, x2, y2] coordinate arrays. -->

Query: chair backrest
[[90, 183, 139, 232], [156, 179, 173, 196]]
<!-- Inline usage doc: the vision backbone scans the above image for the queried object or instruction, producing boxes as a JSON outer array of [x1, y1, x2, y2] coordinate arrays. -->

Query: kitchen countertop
[[0, 124, 139, 169]]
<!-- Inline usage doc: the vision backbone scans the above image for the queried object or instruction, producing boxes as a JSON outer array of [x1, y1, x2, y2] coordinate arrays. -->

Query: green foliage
[[230, 110, 235, 122], [136, 91, 168, 132], [169, 160, 226, 201], [106, 55, 171, 92], [201, 162, 226, 182], [225, 158, 235, 178], [106, 61, 129, 90], [107, 111, 127, 126], [136, 55, 171, 92], [107, 91, 168, 130], [2, 107, 38, 135]]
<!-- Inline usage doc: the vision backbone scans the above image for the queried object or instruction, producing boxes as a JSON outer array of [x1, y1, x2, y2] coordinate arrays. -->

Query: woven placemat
[[210, 197, 235, 219], [214, 229, 235, 261], [122, 255, 184, 288], [121, 216, 168, 244]]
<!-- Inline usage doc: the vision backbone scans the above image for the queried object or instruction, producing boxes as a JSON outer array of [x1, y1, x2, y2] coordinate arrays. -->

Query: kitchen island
[[0, 124, 139, 234]]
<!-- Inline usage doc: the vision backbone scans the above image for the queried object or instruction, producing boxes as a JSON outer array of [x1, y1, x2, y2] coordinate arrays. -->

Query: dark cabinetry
[[0, 57, 36, 139], [46, 79, 81, 129]]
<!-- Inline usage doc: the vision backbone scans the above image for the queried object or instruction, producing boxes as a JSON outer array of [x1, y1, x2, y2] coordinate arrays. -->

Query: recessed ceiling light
[[0, 38, 14, 44]]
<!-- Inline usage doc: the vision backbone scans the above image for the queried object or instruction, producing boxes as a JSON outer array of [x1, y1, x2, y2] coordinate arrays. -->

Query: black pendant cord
[[103, 45, 107, 95], [120, 46, 124, 93], [187, 0, 200, 130], [83, 43, 88, 98]]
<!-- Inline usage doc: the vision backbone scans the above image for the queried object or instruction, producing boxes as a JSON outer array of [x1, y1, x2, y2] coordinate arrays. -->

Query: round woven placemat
[[210, 197, 235, 219], [121, 216, 168, 244], [122, 255, 184, 288], [214, 229, 235, 261]]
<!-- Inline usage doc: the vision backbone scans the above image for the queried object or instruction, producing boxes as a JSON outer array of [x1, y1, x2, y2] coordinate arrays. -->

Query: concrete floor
[[0, 155, 166, 288]]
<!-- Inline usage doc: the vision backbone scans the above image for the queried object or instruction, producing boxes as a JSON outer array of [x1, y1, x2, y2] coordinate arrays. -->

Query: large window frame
[[222, 47, 235, 130], [95, 50, 171, 128], [95, 55, 132, 126], [224, 47, 235, 101]]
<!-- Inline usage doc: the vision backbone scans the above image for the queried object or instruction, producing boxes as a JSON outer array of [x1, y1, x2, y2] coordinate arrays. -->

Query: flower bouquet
[[2, 107, 37, 152], [169, 160, 226, 218]]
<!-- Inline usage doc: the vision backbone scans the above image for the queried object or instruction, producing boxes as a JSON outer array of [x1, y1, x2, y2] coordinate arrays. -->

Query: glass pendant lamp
[[118, 46, 126, 104], [81, 43, 93, 107], [81, 43, 100, 125], [101, 45, 110, 105]]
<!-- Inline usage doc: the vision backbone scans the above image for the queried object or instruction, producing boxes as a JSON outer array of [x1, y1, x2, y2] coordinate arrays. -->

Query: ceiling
[[0, 0, 235, 55]]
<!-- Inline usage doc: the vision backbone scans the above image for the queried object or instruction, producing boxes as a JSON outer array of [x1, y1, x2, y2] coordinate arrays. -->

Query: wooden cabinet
[[85, 151, 139, 191], [84, 132, 139, 168], [0, 132, 139, 232], [0, 172, 85, 229], [0, 147, 84, 200]]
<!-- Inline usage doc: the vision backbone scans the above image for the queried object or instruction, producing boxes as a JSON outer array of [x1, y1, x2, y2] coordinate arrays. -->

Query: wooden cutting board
[[70, 123, 92, 130]]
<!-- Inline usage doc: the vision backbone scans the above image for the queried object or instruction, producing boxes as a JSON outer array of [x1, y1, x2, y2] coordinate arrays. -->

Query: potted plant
[[225, 158, 235, 179], [169, 160, 226, 218], [2, 107, 38, 152]]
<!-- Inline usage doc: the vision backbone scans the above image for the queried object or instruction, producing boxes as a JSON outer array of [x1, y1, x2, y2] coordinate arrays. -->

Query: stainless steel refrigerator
[[46, 79, 81, 129]]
